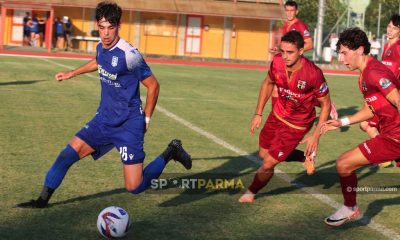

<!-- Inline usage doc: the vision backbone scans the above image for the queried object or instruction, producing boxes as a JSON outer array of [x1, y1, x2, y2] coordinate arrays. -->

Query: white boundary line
[[12, 55, 400, 239], [1, 53, 357, 77]]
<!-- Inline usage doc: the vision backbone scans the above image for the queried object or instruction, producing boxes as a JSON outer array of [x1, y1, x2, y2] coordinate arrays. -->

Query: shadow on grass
[[0, 80, 45, 86], [49, 188, 126, 207]]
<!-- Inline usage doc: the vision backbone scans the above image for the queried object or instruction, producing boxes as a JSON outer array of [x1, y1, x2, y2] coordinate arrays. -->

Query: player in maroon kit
[[239, 30, 332, 203], [322, 28, 400, 227], [270, 0, 313, 54], [270, 1, 338, 125], [359, 14, 400, 167]]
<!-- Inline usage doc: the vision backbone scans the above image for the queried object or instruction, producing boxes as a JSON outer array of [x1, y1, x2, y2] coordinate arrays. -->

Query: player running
[[239, 30, 332, 203], [321, 28, 400, 227], [15, 1, 192, 208], [359, 14, 400, 168], [270, 0, 338, 123]]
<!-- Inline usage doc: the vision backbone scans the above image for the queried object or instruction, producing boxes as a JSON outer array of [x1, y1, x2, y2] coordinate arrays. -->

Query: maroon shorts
[[259, 113, 310, 162], [358, 134, 400, 164], [367, 115, 380, 130]]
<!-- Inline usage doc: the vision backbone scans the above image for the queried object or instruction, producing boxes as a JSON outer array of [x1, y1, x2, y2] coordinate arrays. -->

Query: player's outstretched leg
[[324, 205, 360, 227], [15, 144, 80, 208], [161, 139, 192, 170]]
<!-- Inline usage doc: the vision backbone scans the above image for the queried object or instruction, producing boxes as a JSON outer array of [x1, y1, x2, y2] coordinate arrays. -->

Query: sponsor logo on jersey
[[379, 78, 392, 89], [365, 95, 377, 102], [303, 30, 310, 37], [111, 56, 118, 67], [297, 80, 307, 90], [382, 61, 392, 66], [98, 65, 118, 80], [129, 154, 134, 160], [319, 82, 328, 94], [279, 87, 304, 98]]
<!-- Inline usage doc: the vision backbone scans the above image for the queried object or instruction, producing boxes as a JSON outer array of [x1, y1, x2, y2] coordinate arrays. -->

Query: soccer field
[[0, 55, 399, 240]]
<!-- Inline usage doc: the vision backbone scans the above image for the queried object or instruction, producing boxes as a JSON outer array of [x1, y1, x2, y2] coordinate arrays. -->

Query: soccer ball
[[97, 206, 131, 238]]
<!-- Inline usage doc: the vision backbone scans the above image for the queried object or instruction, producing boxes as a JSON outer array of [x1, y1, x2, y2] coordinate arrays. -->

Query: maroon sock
[[340, 172, 357, 207], [285, 149, 305, 162], [248, 171, 273, 194]]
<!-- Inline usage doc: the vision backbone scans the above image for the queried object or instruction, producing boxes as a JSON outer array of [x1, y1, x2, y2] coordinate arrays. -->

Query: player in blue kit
[[16, 1, 192, 208]]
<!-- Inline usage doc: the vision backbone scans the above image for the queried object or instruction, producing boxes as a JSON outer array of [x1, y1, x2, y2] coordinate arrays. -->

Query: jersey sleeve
[[126, 48, 152, 81], [298, 21, 311, 40], [370, 69, 398, 97], [312, 68, 329, 98], [268, 60, 276, 83]]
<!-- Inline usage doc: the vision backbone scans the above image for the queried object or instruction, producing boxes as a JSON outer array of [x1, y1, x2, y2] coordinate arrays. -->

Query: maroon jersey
[[359, 58, 400, 136], [381, 39, 400, 79], [268, 54, 329, 128], [283, 19, 311, 40]]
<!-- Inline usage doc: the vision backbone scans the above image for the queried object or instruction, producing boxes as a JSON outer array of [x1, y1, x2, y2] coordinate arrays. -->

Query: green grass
[[0, 55, 399, 239]]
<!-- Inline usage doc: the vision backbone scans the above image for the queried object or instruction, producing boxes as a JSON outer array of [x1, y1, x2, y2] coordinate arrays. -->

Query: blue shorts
[[76, 114, 145, 164]]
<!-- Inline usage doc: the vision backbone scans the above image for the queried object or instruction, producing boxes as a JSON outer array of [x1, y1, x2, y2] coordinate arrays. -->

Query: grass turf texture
[[0, 55, 399, 239]]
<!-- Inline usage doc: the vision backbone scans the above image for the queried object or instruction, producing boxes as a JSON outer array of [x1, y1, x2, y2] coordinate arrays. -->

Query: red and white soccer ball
[[97, 206, 131, 238]]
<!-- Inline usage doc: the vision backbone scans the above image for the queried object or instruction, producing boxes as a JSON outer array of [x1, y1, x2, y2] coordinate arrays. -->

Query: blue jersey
[[30, 18, 39, 33], [96, 38, 152, 126]]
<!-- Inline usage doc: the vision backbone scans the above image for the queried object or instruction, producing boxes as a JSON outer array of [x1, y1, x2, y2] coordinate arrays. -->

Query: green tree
[[295, 0, 347, 39], [365, 0, 400, 38]]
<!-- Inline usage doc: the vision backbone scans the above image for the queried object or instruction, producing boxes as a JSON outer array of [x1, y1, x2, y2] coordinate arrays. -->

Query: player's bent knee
[[336, 159, 352, 176]]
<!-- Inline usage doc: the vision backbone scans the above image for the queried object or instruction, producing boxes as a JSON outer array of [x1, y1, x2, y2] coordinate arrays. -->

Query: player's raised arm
[[141, 74, 160, 130], [250, 74, 275, 135], [55, 58, 98, 81]]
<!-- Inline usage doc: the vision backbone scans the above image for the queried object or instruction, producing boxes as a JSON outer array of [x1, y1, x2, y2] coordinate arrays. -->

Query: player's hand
[[300, 134, 318, 158], [55, 71, 75, 81], [320, 120, 341, 134], [250, 115, 262, 135], [269, 47, 279, 55]]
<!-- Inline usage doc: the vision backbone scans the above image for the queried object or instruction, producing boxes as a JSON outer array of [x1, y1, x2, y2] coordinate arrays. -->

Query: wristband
[[254, 113, 262, 116], [340, 117, 350, 126], [145, 116, 151, 124]]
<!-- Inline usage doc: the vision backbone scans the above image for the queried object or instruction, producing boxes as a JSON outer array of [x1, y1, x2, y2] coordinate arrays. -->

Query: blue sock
[[44, 144, 80, 189], [130, 156, 166, 194]]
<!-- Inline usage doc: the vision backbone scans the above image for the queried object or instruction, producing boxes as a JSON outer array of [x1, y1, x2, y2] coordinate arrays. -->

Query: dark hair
[[281, 30, 304, 49], [95, 1, 122, 26], [337, 28, 370, 54], [284, 0, 298, 9], [390, 14, 400, 28]]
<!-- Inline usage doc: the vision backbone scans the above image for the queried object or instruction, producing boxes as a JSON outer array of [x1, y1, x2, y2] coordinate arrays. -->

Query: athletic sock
[[44, 144, 80, 190], [284, 149, 305, 162], [130, 156, 166, 194], [340, 172, 358, 207], [248, 170, 274, 194]]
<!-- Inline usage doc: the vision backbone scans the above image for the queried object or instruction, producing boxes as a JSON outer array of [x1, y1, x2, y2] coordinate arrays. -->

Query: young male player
[[239, 30, 332, 203], [16, 1, 192, 208], [321, 28, 400, 226], [270, 0, 338, 122], [359, 14, 400, 167]]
